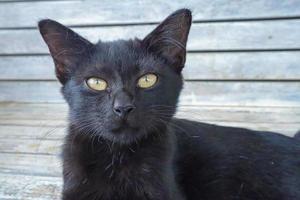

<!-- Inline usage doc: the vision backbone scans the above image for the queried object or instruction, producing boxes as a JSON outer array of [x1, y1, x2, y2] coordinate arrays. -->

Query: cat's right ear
[[38, 19, 93, 84]]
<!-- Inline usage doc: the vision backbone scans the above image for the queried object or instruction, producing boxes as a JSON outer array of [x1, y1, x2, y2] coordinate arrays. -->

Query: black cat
[[38, 9, 300, 200]]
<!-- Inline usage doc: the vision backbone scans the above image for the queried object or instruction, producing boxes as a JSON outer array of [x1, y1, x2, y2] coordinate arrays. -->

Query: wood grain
[[0, 103, 299, 135], [0, 124, 298, 179], [0, 0, 300, 28], [0, 120, 298, 157], [0, 138, 62, 154], [0, 102, 299, 198], [0, 125, 65, 139], [1, 0, 300, 199], [0, 109, 297, 181], [0, 81, 299, 106], [1, 120, 299, 135], [0, 173, 62, 200], [1, 20, 300, 54], [0, 153, 62, 176], [0, 104, 299, 180], [1, 52, 300, 80], [1, 103, 300, 123]]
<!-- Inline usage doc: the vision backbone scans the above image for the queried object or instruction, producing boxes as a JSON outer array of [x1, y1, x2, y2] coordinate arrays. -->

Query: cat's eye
[[137, 73, 158, 89], [86, 77, 108, 91]]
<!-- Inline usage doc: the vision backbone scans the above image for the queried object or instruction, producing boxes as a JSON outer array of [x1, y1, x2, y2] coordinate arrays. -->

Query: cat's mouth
[[111, 121, 140, 134]]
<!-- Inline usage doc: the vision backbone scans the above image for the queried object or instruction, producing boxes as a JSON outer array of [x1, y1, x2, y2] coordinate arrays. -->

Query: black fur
[[38, 9, 300, 200], [295, 131, 300, 140]]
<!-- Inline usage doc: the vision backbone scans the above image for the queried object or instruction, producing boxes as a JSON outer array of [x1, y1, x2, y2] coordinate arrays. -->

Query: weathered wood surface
[[3, 0, 79, 1], [0, 102, 299, 177], [1, 0, 300, 198], [1, 103, 300, 124], [0, 117, 298, 177], [0, 81, 299, 106], [0, 173, 62, 200], [0, 103, 299, 135], [1, 0, 300, 28], [0, 102, 299, 198], [1, 20, 300, 55], [0, 152, 62, 176], [0, 126, 65, 139], [0, 138, 63, 154], [0, 121, 299, 155], [1, 52, 300, 81]]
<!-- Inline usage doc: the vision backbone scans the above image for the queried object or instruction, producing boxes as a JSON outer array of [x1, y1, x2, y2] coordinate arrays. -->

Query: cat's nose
[[113, 105, 135, 118]]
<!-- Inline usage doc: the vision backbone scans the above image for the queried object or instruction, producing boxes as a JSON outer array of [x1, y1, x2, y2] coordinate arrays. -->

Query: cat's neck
[[64, 124, 175, 170], [62, 123, 182, 199], [62, 124, 178, 199]]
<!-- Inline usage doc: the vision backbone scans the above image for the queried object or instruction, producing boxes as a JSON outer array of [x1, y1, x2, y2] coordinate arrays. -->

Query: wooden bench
[[0, 0, 299, 199]]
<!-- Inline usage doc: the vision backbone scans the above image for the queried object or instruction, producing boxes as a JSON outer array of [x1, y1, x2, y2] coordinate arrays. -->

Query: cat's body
[[38, 9, 300, 200], [174, 119, 300, 200], [62, 119, 300, 200]]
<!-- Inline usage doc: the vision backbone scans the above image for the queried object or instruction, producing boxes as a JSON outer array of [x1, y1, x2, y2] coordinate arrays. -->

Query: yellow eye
[[137, 73, 158, 89], [86, 77, 108, 91]]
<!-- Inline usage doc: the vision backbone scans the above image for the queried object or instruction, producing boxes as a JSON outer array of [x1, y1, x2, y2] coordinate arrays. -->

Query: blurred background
[[0, 0, 300, 199]]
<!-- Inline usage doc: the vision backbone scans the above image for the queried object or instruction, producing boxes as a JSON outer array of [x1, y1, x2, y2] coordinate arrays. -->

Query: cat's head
[[38, 9, 192, 144]]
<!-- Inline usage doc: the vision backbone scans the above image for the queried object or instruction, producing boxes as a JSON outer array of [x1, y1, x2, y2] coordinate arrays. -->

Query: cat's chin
[[101, 124, 144, 144], [111, 123, 140, 134]]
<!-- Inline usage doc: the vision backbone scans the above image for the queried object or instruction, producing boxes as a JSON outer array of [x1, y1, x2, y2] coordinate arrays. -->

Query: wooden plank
[[0, 119, 66, 127], [184, 52, 300, 80], [176, 107, 300, 124], [0, 123, 300, 156], [0, 0, 300, 28], [0, 138, 62, 154], [0, 119, 299, 136], [1, 103, 300, 124], [0, 81, 62, 103], [0, 153, 61, 177], [181, 81, 300, 107], [0, 0, 76, 2], [1, 52, 300, 80], [0, 123, 298, 178], [0, 118, 300, 140], [1, 20, 300, 54], [0, 56, 55, 80], [0, 125, 65, 139], [0, 81, 299, 106], [0, 103, 67, 120], [0, 122, 298, 178], [0, 103, 299, 135], [0, 0, 78, 2], [0, 115, 300, 137], [0, 120, 298, 138], [1, 116, 298, 135], [0, 173, 61, 200]]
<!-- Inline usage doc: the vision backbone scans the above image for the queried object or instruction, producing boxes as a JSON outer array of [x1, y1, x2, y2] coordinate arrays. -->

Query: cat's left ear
[[142, 9, 192, 73]]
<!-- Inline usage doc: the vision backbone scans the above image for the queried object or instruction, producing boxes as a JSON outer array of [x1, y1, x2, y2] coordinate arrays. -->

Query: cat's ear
[[142, 9, 192, 73], [38, 19, 93, 84]]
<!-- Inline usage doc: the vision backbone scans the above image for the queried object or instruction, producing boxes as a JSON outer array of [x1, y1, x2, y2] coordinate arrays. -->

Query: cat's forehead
[[95, 40, 140, 66], [85, 40, 162, 75]]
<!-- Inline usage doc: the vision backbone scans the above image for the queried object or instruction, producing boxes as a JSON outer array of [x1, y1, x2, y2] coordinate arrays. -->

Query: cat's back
[[172, 118, 300, 200]]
